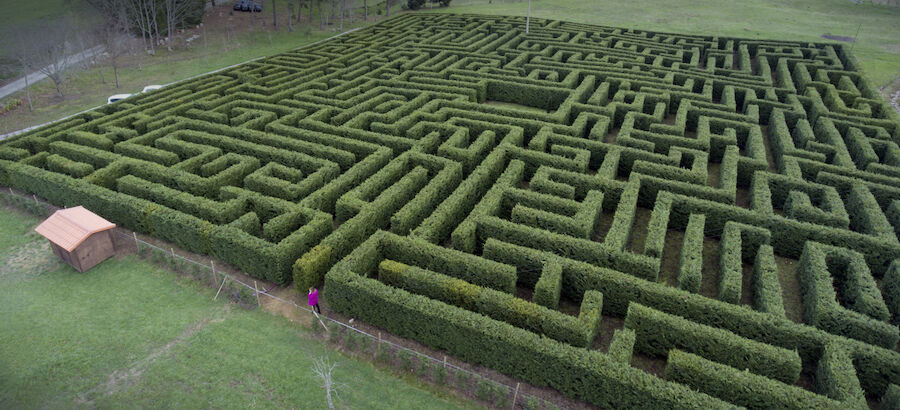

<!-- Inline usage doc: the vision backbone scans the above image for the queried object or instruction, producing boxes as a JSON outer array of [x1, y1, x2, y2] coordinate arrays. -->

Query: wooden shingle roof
[[34, 206, 116, 252]]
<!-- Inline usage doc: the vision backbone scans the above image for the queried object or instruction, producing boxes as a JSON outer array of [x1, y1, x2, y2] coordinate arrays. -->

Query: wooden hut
[[34, 206, 117, 272]]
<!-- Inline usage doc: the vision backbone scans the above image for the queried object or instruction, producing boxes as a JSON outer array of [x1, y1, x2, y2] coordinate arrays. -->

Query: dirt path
[[258, 285, 315, 328], [76, 305, 231, 405], [882, 76, 900, 115]]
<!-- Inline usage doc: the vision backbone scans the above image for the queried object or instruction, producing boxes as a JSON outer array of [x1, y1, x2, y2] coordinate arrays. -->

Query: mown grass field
[[0, 206, 474, 409]]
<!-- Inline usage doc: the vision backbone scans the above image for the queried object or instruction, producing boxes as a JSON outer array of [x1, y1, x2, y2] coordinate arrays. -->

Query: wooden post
[[133, 232, 138, 249], [214, 276, 227, 300], [254, 280, 261, 307], [171, 247, 175, 258], [511, 382, 520, 409], [375, 331, 380, 358], [443, 355, 447, 368], [32, 194, 38, 205]]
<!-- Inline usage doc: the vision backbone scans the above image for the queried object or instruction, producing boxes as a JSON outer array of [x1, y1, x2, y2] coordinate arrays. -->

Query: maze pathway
[[2, 13, 900, 408]]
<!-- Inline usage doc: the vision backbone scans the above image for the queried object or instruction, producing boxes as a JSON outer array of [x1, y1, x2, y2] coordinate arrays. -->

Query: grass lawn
[[439, 0, 900, 88], [0, 207, 475, 409]]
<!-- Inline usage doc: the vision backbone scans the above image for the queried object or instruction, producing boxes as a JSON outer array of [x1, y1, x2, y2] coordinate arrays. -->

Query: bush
[[397, 349, 415, 372], [882, 384, 900, 410], [475, 378, 493, 401], [434, 365, 448, 384]]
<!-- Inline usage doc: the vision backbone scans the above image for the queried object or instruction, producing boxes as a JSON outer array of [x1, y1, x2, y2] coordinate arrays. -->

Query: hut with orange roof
[[34, 206, 117, 272]]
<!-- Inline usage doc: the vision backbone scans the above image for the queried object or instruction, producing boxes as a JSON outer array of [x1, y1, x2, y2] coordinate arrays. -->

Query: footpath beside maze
[[2, 13, 900, 409]]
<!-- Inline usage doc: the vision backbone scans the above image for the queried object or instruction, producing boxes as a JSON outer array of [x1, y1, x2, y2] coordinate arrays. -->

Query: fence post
[[133, 232, 138, 251], [214, 276, 228, 300], [254, 280, 261, 307], [511, 382, 520, 409], [443, 355, 447, 368], [211, 260, 217, 282], [32, 194, 38, 205], [375, 332, 381, 358], [171, 247, 175, 258]]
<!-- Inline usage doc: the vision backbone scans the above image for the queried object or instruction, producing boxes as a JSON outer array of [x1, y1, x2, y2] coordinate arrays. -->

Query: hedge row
[[752, 245, 786, 317], [625, 302, 802, 383], [816, 342, 866, 407], [798, 241, 895, 347], [479, 238, 900, 396], [325, 231, 733, 409], [377, 259, 601, 347], [533, 261, 563, 309], [677, 213, 704, 293], [885, 260, 900, 325], [664, 350, 846, 410]]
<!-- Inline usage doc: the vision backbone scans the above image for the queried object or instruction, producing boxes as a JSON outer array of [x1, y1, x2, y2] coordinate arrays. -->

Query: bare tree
[[7, 27, 35, 111], [10, 19, 76, 98], [288, 2, 294, 32], [164, 0, 194, 51], [386, 0, 391, 17], [312, 356, 345, 410], [96, 12, 132, 88]]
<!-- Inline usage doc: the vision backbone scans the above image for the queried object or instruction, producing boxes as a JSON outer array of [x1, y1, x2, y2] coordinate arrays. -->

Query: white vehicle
[[106, 94, 133, 104], [142, 85, 163, 93]]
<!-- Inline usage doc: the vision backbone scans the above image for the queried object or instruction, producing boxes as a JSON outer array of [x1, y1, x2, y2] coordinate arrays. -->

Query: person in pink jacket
[[308, 287, 321, 314]]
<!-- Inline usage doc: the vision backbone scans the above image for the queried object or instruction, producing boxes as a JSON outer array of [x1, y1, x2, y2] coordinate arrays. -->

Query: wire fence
[[0, 186, 568, 410]]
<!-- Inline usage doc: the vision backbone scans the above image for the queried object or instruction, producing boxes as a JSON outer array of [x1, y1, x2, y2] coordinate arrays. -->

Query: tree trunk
[[52, 76, 63, 97], [288, 3, 294, 31], [386, 0, 390, 16], [167, 22, 174, 51], [23, 67, 33, 111], [272, 0, 277, 27], [113, 61, 120, 88], [325, 387, 334, 410], [363, 0, 367, 21], [296, 0, 302, 22], [309, 0, 314, 23]]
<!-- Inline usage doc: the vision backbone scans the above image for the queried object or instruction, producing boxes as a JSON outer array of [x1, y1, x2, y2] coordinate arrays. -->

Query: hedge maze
[[2, 13, 900, 408]]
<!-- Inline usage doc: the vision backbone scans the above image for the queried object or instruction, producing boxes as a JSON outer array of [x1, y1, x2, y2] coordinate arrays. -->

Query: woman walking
[[308, 287, 321, 314]]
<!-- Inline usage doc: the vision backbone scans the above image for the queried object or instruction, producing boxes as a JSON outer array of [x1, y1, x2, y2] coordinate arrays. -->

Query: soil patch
[[0, 235, 63, 279], [821, 34, 855, 43]]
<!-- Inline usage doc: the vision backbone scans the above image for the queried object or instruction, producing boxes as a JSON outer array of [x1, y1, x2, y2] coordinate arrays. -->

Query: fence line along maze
[[2, 13, 900, 408]]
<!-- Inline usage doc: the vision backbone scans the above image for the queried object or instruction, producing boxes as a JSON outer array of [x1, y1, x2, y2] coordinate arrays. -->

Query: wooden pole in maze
[[511, 382, 520, 409], [254, 280, 261, 307], [214, 276, 228, 300], [375, 331, 381, 358]]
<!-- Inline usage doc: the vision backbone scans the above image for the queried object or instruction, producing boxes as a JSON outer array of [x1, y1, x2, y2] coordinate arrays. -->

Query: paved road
[[0, 46, 104, 101]]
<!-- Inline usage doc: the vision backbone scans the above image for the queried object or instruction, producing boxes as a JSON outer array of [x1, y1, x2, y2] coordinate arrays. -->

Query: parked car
[[142, 85, 163, 93], [233, 0, 262, 12], [107, 94, 133, 104]]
